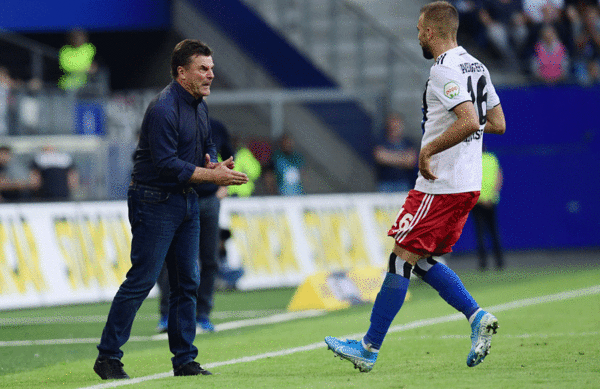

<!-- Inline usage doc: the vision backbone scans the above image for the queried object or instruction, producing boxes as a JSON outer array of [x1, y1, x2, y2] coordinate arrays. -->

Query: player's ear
[[426, 26, 435, 40]]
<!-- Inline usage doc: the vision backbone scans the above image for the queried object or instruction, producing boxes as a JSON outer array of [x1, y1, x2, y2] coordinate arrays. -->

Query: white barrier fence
[[0, 193, 407, 310]]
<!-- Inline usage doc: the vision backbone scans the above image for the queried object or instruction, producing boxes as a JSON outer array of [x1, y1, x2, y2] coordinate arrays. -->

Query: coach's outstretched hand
[[212, 165, 248, 186], [206, 155, 247, 186], [191, 156, 247, 186]]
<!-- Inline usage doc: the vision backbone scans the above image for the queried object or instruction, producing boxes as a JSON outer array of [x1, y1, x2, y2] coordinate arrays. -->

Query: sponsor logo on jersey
[[443, 81, 460, 99]]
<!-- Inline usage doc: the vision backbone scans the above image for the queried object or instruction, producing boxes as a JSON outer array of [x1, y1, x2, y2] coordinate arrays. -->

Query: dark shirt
[[195, 118, 235, 197], [482, 0, 522, 26], [31, 151, 75, 200], [0, 164, 21, 202], [132, 81, 217, 191], [375, 137, 417, 185]]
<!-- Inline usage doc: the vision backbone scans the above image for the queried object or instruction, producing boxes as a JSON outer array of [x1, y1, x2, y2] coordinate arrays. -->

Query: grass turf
[[0, 262, 598, 388]]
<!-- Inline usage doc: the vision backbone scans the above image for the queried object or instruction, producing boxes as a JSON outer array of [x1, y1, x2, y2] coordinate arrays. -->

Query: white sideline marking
[[398, 331, 600, 340], [79, 284, 600, 389], [0, 310, 324, 348], [0, 310, 285, 327], [436, 331, 600, 339], [343, 284, 600, 341], [153, 310, 326, 340]]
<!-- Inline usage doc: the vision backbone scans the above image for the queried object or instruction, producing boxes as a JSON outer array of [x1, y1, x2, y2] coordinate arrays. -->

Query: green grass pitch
[[0, 261, 598, 389]]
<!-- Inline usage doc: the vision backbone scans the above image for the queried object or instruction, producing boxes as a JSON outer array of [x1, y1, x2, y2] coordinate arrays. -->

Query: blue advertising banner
[[453, 85, 600, 253], [0, 0, 170, 32]]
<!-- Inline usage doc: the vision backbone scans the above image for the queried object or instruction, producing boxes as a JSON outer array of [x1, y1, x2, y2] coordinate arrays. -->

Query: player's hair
[[171, 39, 213, 79], [420, 1, 459, 40]]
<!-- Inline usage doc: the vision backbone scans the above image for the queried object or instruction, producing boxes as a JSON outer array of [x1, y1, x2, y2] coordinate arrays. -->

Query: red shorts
[[387, 190, 479, 257]]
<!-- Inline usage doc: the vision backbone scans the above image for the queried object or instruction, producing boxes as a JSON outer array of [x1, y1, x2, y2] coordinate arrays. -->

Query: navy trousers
[[158, 193, 220, 320], [97, 185, 200, 369]]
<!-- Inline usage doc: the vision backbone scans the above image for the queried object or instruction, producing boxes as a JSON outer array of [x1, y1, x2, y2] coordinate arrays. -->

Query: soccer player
[[325, 1, 506, 372]]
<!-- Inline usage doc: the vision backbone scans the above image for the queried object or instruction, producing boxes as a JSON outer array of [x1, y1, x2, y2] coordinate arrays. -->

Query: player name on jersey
[[459, 62, 485, 74]]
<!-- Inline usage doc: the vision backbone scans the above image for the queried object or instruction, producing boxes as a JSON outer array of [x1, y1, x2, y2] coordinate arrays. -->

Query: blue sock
[[423, 262, 479, 319], [363, 272, 409, 350]]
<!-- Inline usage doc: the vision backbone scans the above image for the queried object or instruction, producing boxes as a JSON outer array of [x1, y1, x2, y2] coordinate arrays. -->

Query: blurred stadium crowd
[[453, 0, 600, 85], [0, 0, 599, 203]]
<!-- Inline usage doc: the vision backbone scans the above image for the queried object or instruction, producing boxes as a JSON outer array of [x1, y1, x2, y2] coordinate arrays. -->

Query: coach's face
[[417, 14, 434, 60], [179, 54, 214, 99]]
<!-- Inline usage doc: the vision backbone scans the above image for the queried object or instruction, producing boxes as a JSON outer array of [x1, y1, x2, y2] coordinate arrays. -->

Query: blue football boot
[[325, 336, 378, 372], [467, 310, 499, 367]]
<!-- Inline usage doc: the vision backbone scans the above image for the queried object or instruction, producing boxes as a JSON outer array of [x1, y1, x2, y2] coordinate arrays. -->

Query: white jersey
[[415, 46, 500, 194]]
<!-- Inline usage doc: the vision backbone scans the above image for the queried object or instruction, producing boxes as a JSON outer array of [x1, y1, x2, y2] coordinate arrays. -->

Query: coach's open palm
[[212, 163, 248, 186]]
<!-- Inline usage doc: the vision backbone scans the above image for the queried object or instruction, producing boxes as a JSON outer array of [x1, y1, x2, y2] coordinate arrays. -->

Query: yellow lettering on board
[[76, 217, 107, 286], [54, 218, 86, 289], [272, 212, 299, 273], [105, 216, 131, 281], [54, 215, 131, 290], [250, 215, 275, 274], [17, 217, 47, 292], [0, 218, 47, 294], [0, 220, 19, 294], [345, 211, 370, 267], [374, 206, 399, 253], [84, 217, 117, 286], [229, 212, 299, 276], [229, 213, 254, 274], [304, 211, 339, 270], [303, 209, 370, 271]]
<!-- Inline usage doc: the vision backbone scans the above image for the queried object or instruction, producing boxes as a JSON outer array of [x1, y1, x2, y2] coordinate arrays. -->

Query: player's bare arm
[[419, 101, 479, 180], [483, 104, 506, 135], [189, 164, 248, 186]]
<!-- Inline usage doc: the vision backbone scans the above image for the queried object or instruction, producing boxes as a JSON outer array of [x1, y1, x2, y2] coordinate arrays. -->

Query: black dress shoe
[[174, 361, 213, 376], [93, 356, 130, 380]]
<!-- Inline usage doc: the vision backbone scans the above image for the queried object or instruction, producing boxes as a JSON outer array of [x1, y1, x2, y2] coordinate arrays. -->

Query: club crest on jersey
[[444, 81, 460, 99]]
